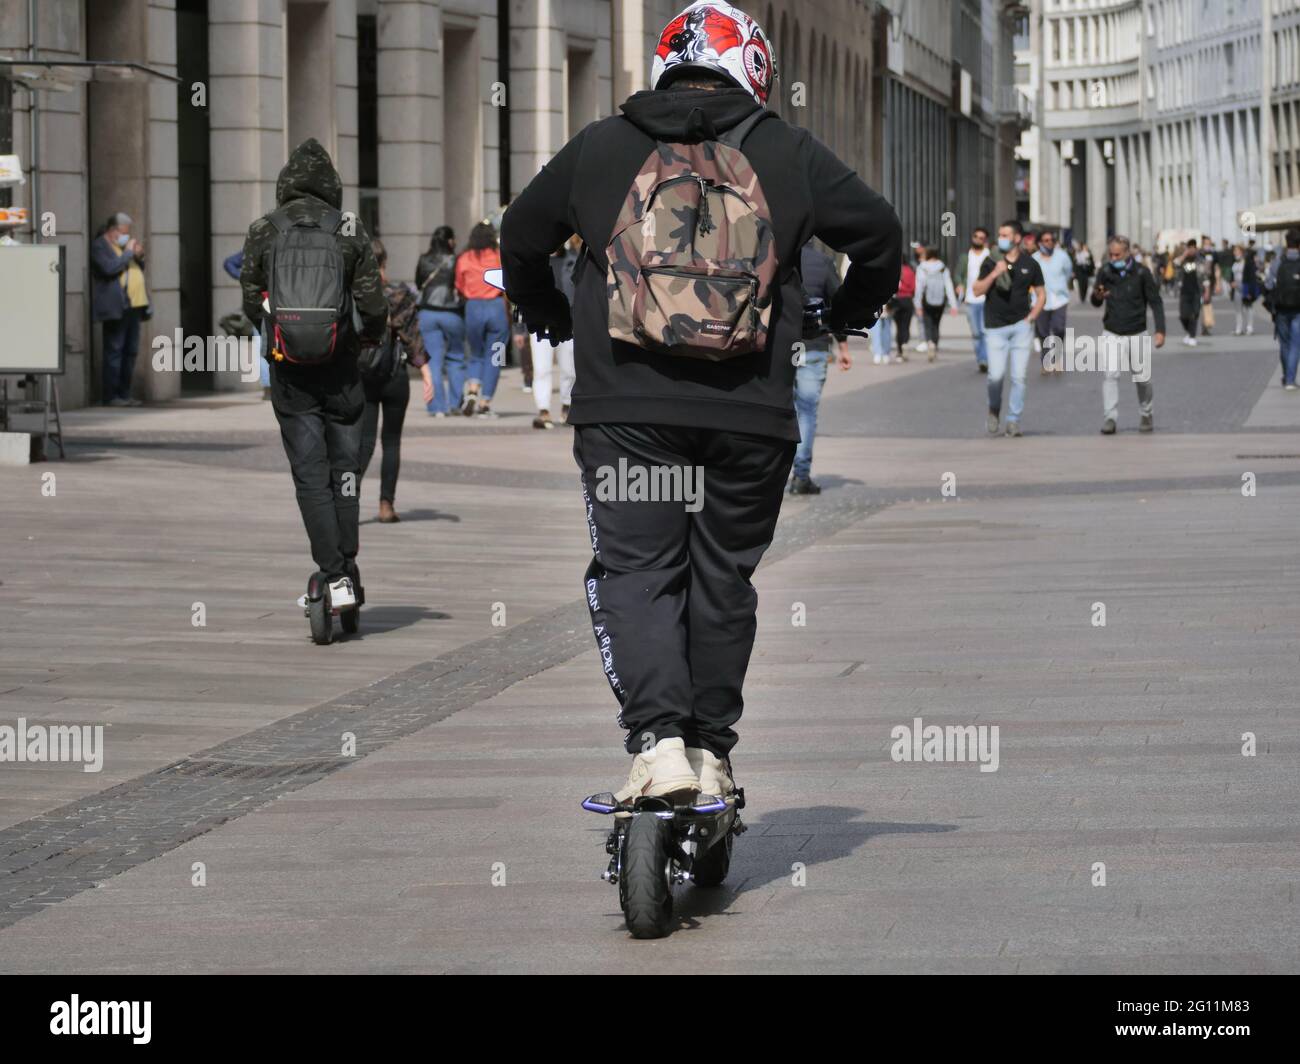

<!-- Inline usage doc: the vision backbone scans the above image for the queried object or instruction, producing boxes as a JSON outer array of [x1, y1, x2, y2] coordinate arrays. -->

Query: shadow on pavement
[[670, 805, 958, 933], [360, 508, 461, 525], [343, 605, 452, 635]]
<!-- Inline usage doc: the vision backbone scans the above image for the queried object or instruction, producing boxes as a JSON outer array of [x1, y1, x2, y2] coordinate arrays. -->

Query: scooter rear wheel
[[308, 595, 333, 645], [340, 607, 360, 634], [620, 814, 674, 939]]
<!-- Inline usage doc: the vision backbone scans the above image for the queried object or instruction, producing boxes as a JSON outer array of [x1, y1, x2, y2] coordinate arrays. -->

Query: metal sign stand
[[0, 373, 64, 459]]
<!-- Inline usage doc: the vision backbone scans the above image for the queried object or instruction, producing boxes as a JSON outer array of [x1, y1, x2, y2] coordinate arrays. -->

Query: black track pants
[[271, 359, 364, 578], [573, 423, 795, 757]]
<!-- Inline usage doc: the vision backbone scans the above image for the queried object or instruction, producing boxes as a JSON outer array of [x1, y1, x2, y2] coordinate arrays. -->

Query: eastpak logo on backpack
[[266, 206, 354, 364], [605, 108, 777, 361]]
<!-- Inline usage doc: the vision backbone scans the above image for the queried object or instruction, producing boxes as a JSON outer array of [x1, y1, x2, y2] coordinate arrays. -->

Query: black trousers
[[921, 302, 944, 343], [359, 366, 410, 504], [573, 423, 795, 757], [891, 302, 914, 349], [270, 359, 364, 578]]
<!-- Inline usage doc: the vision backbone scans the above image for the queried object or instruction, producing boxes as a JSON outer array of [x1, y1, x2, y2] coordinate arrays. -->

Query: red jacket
[[895, 263, 916, 301]]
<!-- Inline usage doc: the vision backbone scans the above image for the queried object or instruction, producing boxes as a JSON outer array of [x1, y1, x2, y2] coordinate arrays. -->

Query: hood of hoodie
[[619, 87, 761, 142], [275, 138, 342, 209]]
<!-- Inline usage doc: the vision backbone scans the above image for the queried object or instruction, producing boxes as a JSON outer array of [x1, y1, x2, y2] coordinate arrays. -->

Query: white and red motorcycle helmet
[[651, 1, 778, 107]]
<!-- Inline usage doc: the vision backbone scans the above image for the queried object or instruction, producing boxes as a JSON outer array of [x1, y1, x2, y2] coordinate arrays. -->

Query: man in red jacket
[[501, 1, 901, 800]]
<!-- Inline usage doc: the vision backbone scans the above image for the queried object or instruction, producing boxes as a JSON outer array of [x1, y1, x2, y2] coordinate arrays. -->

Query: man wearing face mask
[[971, 220, 1045, 437], [1032, 229, 1074, 375], [953, 227, 991, 372], [90, 212, 150, 406], [1090, 235, 1165, 434]]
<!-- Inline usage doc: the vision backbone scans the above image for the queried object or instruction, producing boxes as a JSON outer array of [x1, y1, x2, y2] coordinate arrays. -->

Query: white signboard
[[0, 243, 65, 374]]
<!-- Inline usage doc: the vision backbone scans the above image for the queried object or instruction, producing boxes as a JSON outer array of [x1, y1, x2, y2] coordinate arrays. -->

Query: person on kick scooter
[[501, 1, 901, 804], [240, 138, 388, 639]]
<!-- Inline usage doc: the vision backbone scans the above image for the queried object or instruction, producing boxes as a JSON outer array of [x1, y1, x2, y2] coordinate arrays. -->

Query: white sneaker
[[686, 748, 734, 797], [614, 737, 699, 803], [328, 577, 357, 609], [914, 341, 928, 353], [1187, 337, 1199, 347], [873, 353, 883, 365]]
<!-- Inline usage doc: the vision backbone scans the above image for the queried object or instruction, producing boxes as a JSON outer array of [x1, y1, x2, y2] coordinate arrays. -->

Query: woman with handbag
[[360, 239, 433, 524], [414, 226, 467, 416]]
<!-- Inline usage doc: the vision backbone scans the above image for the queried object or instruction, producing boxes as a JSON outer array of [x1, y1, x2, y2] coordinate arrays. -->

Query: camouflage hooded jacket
[[240, 138, 387, 355]]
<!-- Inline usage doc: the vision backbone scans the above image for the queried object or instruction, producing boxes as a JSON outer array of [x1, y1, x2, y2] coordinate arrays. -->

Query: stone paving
[[0, 300, 1297, 972]]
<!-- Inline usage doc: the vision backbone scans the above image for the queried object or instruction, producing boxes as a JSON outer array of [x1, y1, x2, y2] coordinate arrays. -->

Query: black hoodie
[[501, 88, 902, 440], [240, 138, 387, 351]]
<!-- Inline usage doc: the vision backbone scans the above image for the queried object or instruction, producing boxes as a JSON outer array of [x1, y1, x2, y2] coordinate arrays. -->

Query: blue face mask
[[997, 237, 1013, 252], [115, 232, 130, 248]]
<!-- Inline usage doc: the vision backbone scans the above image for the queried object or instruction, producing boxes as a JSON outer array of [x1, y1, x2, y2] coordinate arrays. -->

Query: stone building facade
[[1, 0, 1011, 409]]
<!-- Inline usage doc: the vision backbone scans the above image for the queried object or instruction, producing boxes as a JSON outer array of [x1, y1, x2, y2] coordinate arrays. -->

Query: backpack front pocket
[[632, 266, 759, 360]]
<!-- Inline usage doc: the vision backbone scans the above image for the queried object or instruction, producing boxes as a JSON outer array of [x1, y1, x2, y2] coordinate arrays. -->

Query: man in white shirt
[[954, 226, 991, 373], [1033, 228, 1073, 375]]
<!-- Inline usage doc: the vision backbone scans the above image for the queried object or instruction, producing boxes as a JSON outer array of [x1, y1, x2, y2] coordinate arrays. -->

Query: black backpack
[[266, 206, 354, 363], [1275, 257, 1300, 312]]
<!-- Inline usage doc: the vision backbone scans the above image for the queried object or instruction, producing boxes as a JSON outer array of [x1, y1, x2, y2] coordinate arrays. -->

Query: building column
[[208, 0, 287, 391], [1086, 136, 1108, 252], [509, 0, 565, 197], [376, 0, 442, 284]]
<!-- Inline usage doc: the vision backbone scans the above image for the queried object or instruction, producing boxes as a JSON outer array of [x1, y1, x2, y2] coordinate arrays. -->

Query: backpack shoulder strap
[[267, 207, 295, 234], [716, 107, 771, 151]]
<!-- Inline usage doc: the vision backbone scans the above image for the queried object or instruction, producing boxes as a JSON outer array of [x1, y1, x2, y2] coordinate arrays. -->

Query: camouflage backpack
[[606, 109, 776, 360]]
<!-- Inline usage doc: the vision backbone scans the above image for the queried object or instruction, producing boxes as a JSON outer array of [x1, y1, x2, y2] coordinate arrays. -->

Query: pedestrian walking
[[1090, 235, 1165, 434], [90, 212, 150, 406], [790, 240, 852, 494], [891, 260, 916, 362], [1074, 243, 1095, 303], [532, 237, 579, 428], [500, 0, 900, 802], [414, 226, 467, 417], [954, 226, 991, 371], [1177, 240, 1207, 346], [1033, 227, 1073, 374], [456, 222, 509, 417], [971, 220, 1045, 436], [914, 245, 958, 361], [1232, 244, 1260, 337], [359, 238, 434, 523], [1263, 227, 1300, 391]]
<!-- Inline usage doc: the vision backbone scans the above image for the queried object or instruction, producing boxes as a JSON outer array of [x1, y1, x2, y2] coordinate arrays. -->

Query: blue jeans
[[792, 347, 830, 480], [418, 308, 467, 412], [1277, 310, 1300, 386], [985, 319, 1032, 422], [464, 297, 509, 400], [101, 307, 142, 402], [964, 301, 987, 365]]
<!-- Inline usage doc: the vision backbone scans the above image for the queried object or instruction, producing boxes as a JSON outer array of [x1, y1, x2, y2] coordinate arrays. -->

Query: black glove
[[521, 290, 573, 344], [825, 295, 878, 333]]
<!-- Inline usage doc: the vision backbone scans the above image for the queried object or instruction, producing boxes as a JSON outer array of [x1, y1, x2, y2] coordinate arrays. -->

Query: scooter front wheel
[[620, 814, 674, 939]]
